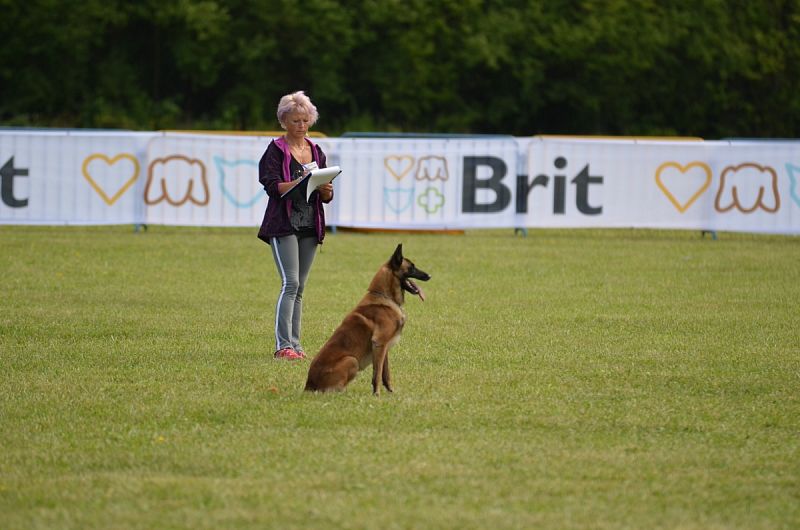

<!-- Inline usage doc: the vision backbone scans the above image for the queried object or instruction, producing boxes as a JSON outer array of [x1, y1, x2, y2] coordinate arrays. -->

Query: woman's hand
[[318, 183, 334, 202]]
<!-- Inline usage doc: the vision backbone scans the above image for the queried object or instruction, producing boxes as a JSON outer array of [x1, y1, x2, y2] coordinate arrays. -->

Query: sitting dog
[[305, 244, 430, 394]]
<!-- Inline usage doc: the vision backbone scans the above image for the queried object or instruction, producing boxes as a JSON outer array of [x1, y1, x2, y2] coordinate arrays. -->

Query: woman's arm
[[258, 142, 288, 198]]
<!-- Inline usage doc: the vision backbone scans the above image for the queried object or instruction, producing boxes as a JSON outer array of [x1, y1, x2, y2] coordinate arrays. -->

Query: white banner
[[143, 133, 268, 227], [523, 138, 800, 234], [327, 137, 520, 229], [1, 130, 799, 234], [0, 131, 155, 224]]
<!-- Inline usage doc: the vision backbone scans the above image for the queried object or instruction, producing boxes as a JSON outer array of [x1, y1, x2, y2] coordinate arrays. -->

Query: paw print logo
[[417, 187, 445, 214]]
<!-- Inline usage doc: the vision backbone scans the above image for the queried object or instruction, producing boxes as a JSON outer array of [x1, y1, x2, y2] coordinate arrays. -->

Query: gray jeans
[[270, 234, 318, 352]]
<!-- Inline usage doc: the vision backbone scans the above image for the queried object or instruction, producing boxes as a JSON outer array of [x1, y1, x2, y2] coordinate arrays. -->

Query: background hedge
[[2, 0, 798, 137]]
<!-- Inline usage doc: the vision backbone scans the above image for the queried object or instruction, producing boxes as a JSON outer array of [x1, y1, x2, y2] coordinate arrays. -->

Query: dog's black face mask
[[401, 265, 430, 301], [391, 244, 431, 301]]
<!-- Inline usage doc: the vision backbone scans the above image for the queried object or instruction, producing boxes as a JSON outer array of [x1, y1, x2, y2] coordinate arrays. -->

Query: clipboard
[[280, 166, 342, 202]]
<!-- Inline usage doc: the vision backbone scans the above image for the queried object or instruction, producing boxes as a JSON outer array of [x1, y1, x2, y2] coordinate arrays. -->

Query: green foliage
[[1, 0, 799, 136], [1, 226, 799, 529]]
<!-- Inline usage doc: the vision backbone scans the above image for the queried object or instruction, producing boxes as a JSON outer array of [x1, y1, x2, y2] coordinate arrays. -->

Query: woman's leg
[[270, 235, 300, 352], [291, 236, 319, 352]]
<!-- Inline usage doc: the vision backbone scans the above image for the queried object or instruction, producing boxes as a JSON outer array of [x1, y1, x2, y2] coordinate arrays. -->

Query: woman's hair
[[276, 91, 319, 127]]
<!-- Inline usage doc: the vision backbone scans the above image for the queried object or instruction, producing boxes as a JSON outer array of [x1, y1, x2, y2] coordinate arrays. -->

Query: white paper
[[304, 166, 341, 201]]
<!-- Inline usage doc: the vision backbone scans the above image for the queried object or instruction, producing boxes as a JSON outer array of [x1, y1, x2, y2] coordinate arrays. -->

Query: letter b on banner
[[462, 156, 510, 213]]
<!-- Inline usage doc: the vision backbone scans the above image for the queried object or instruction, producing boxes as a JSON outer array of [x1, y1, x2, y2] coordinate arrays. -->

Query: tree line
[[1, 0, 798, 138]]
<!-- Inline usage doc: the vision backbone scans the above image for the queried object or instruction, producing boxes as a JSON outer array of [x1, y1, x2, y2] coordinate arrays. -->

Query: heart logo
[[655, 161, 712, 213], [82, 153, 140, 205], [384, 156, 414, 181]]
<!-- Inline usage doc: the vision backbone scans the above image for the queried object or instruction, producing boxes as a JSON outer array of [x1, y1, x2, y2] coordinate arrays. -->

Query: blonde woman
[[257, 91, 334, 360]]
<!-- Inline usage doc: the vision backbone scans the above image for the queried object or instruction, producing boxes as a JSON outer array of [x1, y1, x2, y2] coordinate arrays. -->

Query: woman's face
[[283, 111, 310, 138]]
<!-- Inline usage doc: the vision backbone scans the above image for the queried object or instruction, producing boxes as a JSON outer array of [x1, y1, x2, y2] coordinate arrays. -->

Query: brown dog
[[305, 244, 430, 394]]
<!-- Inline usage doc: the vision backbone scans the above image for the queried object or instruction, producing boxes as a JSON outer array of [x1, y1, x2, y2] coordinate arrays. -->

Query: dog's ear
[[391, 244, 403, 268]]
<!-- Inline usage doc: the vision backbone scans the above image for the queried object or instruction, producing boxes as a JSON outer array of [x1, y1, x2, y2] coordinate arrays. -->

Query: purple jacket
[[257, 137, 332, 244]]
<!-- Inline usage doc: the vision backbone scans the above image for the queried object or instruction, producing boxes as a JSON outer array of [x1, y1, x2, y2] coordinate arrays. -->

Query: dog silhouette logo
[[715, 163, 780, 214], [145, 155, 209, 206]]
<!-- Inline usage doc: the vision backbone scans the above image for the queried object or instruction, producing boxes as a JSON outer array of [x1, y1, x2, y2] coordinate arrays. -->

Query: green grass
[[1, 225, 799, 529]]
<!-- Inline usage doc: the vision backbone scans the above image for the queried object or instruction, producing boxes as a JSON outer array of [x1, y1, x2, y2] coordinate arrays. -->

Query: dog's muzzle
[[402, 270, 430, 301]]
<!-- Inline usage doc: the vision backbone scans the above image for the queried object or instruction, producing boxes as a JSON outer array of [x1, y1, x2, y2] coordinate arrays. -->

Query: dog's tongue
[[407, 279, 426, 301]]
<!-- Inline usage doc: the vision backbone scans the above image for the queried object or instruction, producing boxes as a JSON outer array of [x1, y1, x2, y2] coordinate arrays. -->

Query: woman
[[257, 91, 334, 360]]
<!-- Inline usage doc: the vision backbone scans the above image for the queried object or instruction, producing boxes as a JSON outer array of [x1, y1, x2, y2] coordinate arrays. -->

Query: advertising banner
[[0, 131, 155, 224], [523, 138, 800, 234], [328, 137, 520, 229], [1, 130, 798, 234], [143, 133, 268, 227]]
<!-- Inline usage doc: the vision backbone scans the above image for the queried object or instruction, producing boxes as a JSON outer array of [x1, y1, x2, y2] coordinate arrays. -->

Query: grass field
[[1, 225, 798, 529]]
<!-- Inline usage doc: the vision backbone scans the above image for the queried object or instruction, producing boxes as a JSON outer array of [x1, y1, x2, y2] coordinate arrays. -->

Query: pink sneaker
[[274, 348, 303, 360]]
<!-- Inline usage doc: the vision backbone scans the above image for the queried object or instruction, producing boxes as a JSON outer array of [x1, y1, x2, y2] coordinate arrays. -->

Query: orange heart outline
[[384, 155, 414, 181], [655, 161, 712, 213], [82, 153, 140, 206]]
